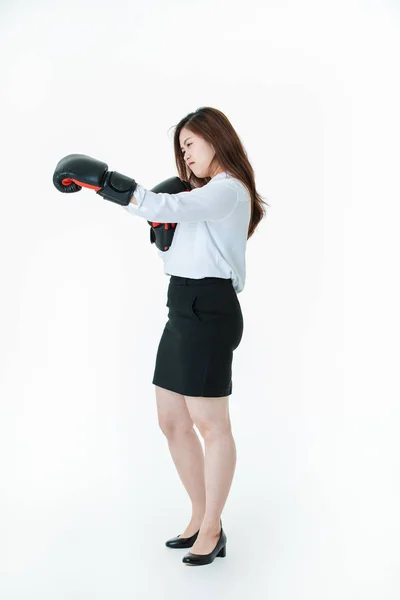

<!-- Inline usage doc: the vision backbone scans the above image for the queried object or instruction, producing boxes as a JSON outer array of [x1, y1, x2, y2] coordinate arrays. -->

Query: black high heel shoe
[[182, 523, 226, 566], [165, 519, 222, 550], [165, 529, 200, 549]]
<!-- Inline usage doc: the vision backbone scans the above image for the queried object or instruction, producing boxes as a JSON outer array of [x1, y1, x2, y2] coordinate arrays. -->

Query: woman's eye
[[182, 143, 192, 155]]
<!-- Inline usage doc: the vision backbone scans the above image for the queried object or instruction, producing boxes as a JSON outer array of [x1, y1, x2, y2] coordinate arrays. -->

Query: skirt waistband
[[169, 275, 232, 287]]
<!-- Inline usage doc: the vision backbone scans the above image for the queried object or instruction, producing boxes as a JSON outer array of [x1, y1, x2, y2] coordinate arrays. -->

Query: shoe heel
[[217, 545, 226, 558]]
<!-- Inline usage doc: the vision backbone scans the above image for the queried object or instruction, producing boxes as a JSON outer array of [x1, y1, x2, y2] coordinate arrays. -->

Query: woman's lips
[[189, 162, 195, 166]]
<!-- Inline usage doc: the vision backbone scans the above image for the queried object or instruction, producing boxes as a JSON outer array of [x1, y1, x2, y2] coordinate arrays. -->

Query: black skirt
[[152, 276, 244, 397]]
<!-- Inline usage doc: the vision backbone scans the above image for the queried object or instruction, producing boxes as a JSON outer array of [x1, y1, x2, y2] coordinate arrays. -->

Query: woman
[[124, 106, 267, 565], [52, 106, 268, 566]]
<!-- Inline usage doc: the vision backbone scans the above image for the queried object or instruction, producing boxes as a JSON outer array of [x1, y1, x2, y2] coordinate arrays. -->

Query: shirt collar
[[210, 171, 229, 181]]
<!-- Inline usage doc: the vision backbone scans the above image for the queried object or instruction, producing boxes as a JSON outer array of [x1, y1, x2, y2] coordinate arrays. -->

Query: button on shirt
[[122, 171, 251, 294]]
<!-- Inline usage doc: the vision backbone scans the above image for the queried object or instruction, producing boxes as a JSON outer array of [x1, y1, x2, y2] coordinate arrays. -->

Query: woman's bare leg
[[155, 385, 206, 536]]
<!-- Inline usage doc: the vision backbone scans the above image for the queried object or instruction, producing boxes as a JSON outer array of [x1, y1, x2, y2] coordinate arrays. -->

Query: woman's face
[[179, 127, 223, 179]]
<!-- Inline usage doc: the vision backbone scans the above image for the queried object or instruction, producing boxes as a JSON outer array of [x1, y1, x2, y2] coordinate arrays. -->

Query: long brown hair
[[168, 106, 269, 239]]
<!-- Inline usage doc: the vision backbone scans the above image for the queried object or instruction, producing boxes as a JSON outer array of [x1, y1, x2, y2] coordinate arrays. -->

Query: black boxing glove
[[52, 153, 137, 206], [52, 153, 193, 252], [147, 177, 192, 251]]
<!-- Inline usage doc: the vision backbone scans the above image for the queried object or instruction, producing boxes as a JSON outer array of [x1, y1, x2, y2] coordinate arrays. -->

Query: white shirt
[[122, 171, 251, 294]]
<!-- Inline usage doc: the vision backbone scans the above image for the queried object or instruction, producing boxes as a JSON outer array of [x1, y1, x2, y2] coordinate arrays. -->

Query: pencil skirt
[[152, 275, 244, 397]]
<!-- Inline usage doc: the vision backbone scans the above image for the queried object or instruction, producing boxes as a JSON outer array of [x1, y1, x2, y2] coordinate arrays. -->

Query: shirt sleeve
[[121, 178, 238, 223]]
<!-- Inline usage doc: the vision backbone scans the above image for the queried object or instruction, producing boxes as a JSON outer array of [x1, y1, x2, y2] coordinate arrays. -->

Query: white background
[[0, 0, 399, 597]]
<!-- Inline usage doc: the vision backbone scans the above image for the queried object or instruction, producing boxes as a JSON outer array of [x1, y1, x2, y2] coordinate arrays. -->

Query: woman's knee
[[184, 395, 232, 438], [155, 385, 194, 436]]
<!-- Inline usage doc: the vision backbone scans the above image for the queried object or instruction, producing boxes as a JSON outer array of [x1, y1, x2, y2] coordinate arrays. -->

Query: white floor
[[1, 414, 398, 600]]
